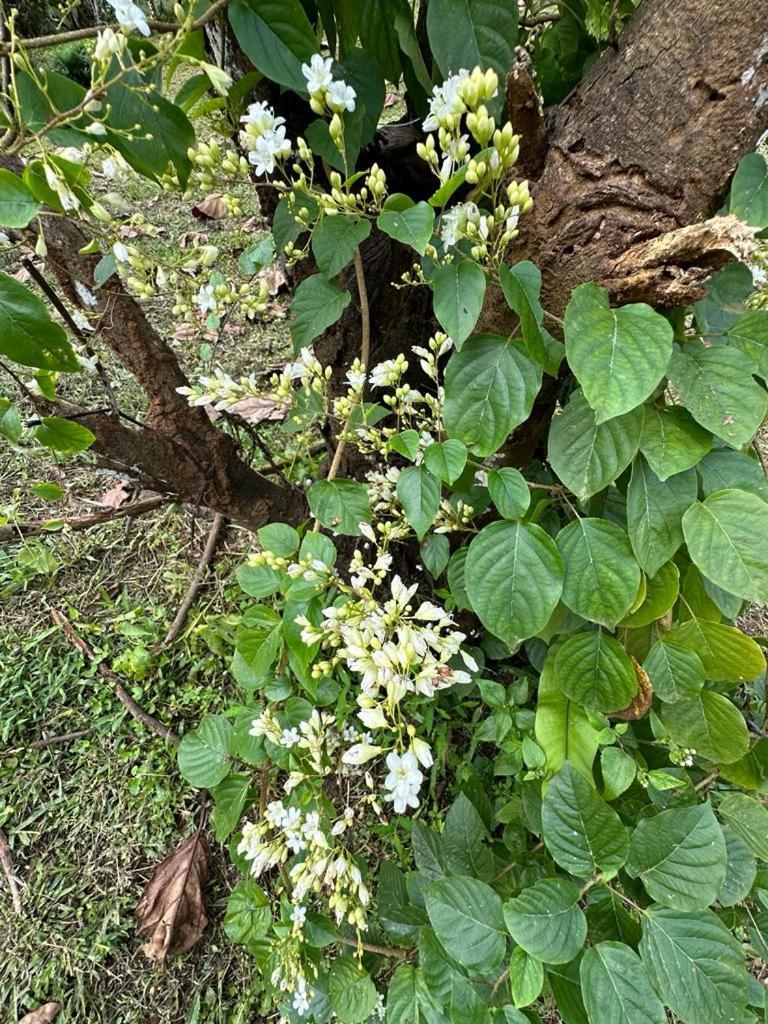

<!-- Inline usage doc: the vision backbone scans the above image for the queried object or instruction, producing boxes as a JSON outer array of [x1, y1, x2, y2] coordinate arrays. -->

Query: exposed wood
[[160, 513, 226, 647], [0, 495, 174, 542]]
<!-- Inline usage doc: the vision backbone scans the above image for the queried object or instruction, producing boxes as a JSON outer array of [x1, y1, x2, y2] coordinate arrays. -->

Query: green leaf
[[564, 283, 672, 423], [585, 887, 642, 947], [724, 309, 768, 380], [643, 640, 704, 704], [487, 467, 530, 519], [451, 976, 491, 1024], [421, 533, 451, 578], [535, 656, 602, 780], [498, 261, 559, 372], [424, 875, 506, 969], [580, 942, 666, 1024], [0, 273, 79, 371], [423, 440, 467, 485], [308, 478, 371, 535], [682, 488, 768, 603], [465, 520, 564, 648], [627, 804, 727, 911], [508, 946, 544, 1008], [730, 152, 768, 227], [177, 714, 233, 787], [312, 216, 372, 278], [663, 618, 765, 682], [542, 762, 628, 878], [329, 957, 378, 1023], [601, 747, 637, 801], [228, 0, 317, 93], [621, 562, 679, 629], [378, 201, 435, 254], [397, 465, 441, 540], [211, 772, 250, 841], [503, 878, 587, 964], [386, 965, 444, 1024], [443, 334, 541, 456], [718, 793, 768, 862], [548, 389, 644, 501], [432, 260, 486, 347], [413, 822, 447, 882], [697, 449, 768, 502], [291, 274, 352, 349], [639, 404, 712, 481], [389, 428, 421, 461], [257, 522, 299, 558], [639, 907, 747, 1024], [667, 347, 767, 448], [627, 458, 697, 576], [557, 518, 641, 627], [442, 793, 493, 880], [0, 168, 40, 228], [548, 957, 590, 1024], [426, 0, 518, 91], [553, 630, 637, 714], [222, 879, 271, 945], [0, 398, 22, 442], [717, 827, 757, 907], [662, 691, 749, 765], [34, 417, 95, 453]]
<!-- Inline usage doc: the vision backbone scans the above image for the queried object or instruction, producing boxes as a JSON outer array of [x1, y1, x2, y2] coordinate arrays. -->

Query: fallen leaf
[[177, 230, 208, 249], [20, 1004, 61, 1024], [228, 396, 287, 424], [119, 223, 165, 239], [256, 261, 288, 296], [384, 91, 399, 107], [242, 215, 267, 233], [136, 832, 210, 967], [192, 193, 227, 220], [172, 323, 198, 342], [99, 480, 132, 508], [611, 658, 653, 721]]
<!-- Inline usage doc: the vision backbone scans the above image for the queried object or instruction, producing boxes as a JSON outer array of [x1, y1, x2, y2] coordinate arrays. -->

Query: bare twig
[[26, 728, 92, 751], [694, 771, 718, 791], [161, 513, 225, 647], [0, 495, 175, 542], [0, 828, 22, 914], [336, 932, 412, 960], [51, 608, 179, 744]]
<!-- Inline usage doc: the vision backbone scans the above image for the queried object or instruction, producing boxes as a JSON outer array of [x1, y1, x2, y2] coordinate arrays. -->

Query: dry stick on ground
[[0, 828, 22, 914], [0, 495, 176, 542], [161, 513, 226, 648], [51, 608, 180, 744]]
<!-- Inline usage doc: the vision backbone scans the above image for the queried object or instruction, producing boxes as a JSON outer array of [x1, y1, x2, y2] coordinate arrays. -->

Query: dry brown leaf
[[611, 658, 653, 721], [384, 91, 399, 107], [193, 193, 227, 220], [136, 832, 210, 968], [177, 230, 208, 249], [228, 396, 287, 424], [99, 480, 132, 508], [172, 322, 198, 342], [20, 1004, 61, 1024], [256, 261, 288, 296], [242, 215, 267, 233]]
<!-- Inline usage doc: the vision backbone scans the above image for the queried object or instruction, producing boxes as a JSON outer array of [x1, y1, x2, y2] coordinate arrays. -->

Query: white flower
[[107, 0, 150, 36], [506, 204, 520, 234], [247, 125, 291, 176], [342, 742, 382, 765], [292, 978, 311, 1017], [94, 26, 123, 61], [422, 69, 470, 131], [383, 750, 423, 814], [240, 100, 284, 133], [112, 241, 129, 263], [411, 736, 434, 768], [346, 367, 367, 391], [280, 727, 301, 748], [290, 904, 307, 929], [357, 706, 388, 730], [327, 80, 356, 113], [0, 232, 10, 248], [196, 283, 217, 313], [302, 53, 334, 95], [85, 122, 107, 137]]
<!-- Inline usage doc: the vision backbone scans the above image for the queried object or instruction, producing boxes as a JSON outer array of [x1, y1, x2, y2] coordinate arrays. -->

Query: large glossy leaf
[[330, 957, 378, 1023], [643, 640, 704, 703], [717, 793, 768, 861], [730, 151, 768, 227], [397, 465, 441, 540], [312, 216, 372, 277], [291, 274, 351, 349], [542, 763, 628, 878], [564, 283, 672, 423], [228, 0, 317, 92], [627, 804, 727, 911], [621, 562, 679, 628], [556, 518, 641, 627], [553, 630, 637, 714], [662, 691, 749, 765], [682, 488, 768, 603], [443, 334, 541, 456], [548, 389, 644, 501], [503, 878, 587, 964], [508, 946, 543, 1008], [465, 521, 564, 648], [639, 907, 747, 1024], [0, 273, 79, 371], [697, 449, 768, 501], [426, 0, 518, 83], [626, 459, 697, 576], [432, 260, 486, 347], [424, 875, 506, 969], [0, 168, 40, 228], [639, 404, 712, 481], [534, 658, 602, 780], [717, 828, 757, 907], [442, 793, 493, 880], [662, 618, 765, 682], [423, 440, 467, 485], [667, 347, 767, 448], [580, 942, 666, 1024]]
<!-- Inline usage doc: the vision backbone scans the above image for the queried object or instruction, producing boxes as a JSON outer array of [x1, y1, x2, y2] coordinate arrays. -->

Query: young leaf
[[0, 273, 79, 371], [377, 200, 435, 254], [424, 875, 507, 969], [312, 215, 372, 277], [423, 440, 467, 485], [621, 562, 679, 628], [308, 478, 371, 536], [508, 946, 543, 1008], [210, 772, 250, 841], [662, 691, 749, 765], [640, 404, 712, 480], [553, 630, 637, 714], [548, 389, 644, 501], [564, 283, 673, 423], [291, 274, 352, 349], [542, 762, 628, 878], [443, 334, 541, 456], [487, 467, 530, 520], [498, 260, 556, 371], [626, 804, 727, 911], [626, 458, 697, 576], [580, 941, 667, 1024], [682, 488, 768, 603], [643, 640, 704, 703], [431, 260, 486, 346], [503, 878, 587, 964], [421, 533, 451, 578], [465, 521, 564, 648], [556, 518, 641, 627], [639, 907, 747, 1024], [601, 747, 637, 801], [397, 465, 441, 540], [535, 657, 602, 780]]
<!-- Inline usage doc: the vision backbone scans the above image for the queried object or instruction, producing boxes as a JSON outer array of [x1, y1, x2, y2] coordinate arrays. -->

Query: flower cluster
[[239, 101, 293, 177], [106, 0, 150, 36]]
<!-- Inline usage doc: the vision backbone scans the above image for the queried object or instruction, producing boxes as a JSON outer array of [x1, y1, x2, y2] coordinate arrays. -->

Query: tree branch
[[160, 512, 226, 647], [0, 495, 175, 542]]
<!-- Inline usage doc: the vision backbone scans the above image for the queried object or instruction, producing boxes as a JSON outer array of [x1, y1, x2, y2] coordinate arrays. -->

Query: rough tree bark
[[7, 0, 768, 527]]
